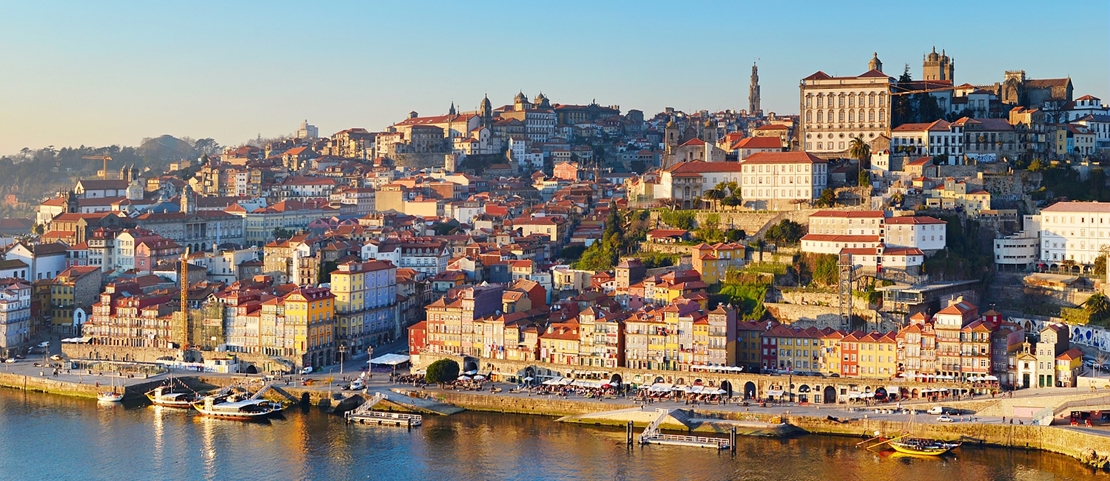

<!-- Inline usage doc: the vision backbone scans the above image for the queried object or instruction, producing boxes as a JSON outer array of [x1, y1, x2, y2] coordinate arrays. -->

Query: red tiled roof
[[885, 216, 945, 225], [741, 152, 826, 165]]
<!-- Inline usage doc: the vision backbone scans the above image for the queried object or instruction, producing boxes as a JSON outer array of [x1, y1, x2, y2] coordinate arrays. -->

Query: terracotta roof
[[800, 234, 881, 243], [741, 152, 826, 165], [1041, 201, 1110, 214], [810, 210, 884, 219], [885, 216, 945, 225]]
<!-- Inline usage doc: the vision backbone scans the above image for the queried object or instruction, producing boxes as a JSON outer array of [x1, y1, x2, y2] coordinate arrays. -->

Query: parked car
[[936, 415, 955, 423], [300, 366, 313, 375], [348, 379, 365, 391], [49, 355, 62, 361], [927, 406, 947, 415], [37, 341, 49, 348], [4, 358, 16, 363]]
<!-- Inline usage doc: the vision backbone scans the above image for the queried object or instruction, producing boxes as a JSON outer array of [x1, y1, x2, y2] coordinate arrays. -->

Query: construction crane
[[179, 247, 191, 351], [82, 154, 113, 180]]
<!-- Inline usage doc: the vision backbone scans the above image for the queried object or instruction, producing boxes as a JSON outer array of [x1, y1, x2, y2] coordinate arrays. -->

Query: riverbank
[[2, 372, 1107, 470], [401, 387, 1110, 470]]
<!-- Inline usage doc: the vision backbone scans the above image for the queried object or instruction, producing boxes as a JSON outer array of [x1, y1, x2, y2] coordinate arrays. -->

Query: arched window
[[839, 110, 845, 122], [817, 111, 823, 123], [848, 110, 855, 122]]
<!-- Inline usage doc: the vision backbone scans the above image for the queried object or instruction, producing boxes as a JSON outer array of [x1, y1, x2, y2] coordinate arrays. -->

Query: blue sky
[[1, 0, 1107, 155]]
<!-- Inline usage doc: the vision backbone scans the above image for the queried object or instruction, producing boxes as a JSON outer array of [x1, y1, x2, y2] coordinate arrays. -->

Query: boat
[[146, 386, 199, 408], [889, 437, 961, 456], [191, 396, 284, 421], [97, 376, 124, 403]]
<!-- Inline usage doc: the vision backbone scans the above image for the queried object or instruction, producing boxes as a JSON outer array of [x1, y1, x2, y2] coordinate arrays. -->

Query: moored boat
[[889, 438, 960, 456], [146, 386, 199, 408], [97, 376, 124, 402], [97, 391, 124, 403], [192, 396, 284, 421]]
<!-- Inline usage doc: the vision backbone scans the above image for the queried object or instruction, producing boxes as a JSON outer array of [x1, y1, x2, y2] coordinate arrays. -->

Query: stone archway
[[875, 387, 887, 401], [721, 381, 733, 398], [610, 374, 623, 385], [463, 358, 478, 373], [823, 386, 837, 404], [654, 376, 665, 384], [744, 381, 757, 399], [798, 384, 811, 403]]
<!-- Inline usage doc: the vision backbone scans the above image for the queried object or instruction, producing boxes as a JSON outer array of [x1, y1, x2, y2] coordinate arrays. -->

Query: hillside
[[0, 135, 216, 218]]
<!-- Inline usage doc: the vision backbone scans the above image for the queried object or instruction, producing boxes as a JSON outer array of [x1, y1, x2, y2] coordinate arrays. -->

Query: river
[[0, 388, 1104, 481]]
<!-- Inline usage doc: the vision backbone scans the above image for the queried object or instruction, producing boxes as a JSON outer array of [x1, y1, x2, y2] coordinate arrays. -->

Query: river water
[[0, 388, 1104, 481]]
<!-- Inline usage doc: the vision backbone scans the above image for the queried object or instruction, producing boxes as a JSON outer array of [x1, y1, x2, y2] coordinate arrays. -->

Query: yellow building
[[690, 243, 745, 284], [282, 286, 335, 369], [540, 322, 579, 366], [856, 332, 898, 379], [819, 330, 844, 375]]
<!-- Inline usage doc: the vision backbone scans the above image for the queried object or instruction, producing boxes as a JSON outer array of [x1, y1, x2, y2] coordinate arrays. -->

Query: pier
[[638, 409, 731, 450], [345, 393, 423, 427]]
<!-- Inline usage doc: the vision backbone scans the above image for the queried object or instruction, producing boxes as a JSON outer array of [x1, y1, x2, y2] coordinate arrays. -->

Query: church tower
[[923, 46, 954, 81], [449, 101, 456, 116], [702, 118, 718, 145], [480, 94, 492, 128], [663, 117, 679, 168], [749, 63, 761, 116], [868, 52, 883, 73], [180, 185, 195, 214]]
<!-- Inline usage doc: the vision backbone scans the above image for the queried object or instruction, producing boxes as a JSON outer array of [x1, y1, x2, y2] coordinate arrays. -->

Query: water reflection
[[0, 389, 1105, 481]]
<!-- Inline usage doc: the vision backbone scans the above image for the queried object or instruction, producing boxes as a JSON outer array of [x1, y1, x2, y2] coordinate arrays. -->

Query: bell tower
[[868, 52, 883, 73]]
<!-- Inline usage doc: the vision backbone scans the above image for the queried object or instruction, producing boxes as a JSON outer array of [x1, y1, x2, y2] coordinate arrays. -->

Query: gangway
[[638, 409, 730, 450], [345, 393, 422, 427]]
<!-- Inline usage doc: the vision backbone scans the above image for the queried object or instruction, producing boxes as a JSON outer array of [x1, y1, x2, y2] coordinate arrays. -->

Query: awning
[[983, 375, 999, 381], [369, 353, 410, 366], [766, 390, 785, 397], [649, 383, 673, 392], [542, 377, 564, 385], [61, 337, 93, 344]]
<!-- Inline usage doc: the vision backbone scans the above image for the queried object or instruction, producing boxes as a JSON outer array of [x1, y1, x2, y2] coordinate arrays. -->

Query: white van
[[927, 406, 947, 415]]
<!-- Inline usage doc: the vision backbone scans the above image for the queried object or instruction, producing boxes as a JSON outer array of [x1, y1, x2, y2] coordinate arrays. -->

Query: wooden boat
[[889, 438, 960, 456], [192, 396, 284, 421], [146, 386, 199, 408]]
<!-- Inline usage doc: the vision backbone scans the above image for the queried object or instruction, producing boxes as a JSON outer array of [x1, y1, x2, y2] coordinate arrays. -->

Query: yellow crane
[[82, 154, 113, 180]]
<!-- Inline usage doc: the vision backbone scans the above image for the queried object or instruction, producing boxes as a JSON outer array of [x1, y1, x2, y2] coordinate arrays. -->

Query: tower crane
[[82, 154, 113, 180]]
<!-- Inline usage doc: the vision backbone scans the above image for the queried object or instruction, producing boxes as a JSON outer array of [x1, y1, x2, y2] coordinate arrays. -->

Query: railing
[[639, 408, 670, 443]]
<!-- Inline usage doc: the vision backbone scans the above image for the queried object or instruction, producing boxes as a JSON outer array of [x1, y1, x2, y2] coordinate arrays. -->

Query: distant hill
[[0, 135, 208, 217], [136, 135, 197, 164]]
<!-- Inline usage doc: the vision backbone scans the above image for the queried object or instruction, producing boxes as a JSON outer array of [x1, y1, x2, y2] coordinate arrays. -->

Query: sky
[[1, 0, 1107, 156]]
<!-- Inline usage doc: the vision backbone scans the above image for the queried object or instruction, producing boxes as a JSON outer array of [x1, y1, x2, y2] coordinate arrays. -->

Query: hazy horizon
[[2, 0, 1107, 155]]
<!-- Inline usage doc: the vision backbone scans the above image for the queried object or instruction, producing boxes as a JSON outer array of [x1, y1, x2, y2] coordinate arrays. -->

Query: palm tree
[[1086, 293, 1109, 321], [849, 136, 871, 169], [703, 188, 724, 211]]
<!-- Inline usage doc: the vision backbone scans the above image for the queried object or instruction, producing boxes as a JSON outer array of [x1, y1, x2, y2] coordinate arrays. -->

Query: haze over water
[[0, 388, 1102, 481]]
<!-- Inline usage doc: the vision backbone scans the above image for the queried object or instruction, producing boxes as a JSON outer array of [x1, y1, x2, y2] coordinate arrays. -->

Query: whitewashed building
[[1038, 201, 1110, 267], [739, 151, 828, 210]]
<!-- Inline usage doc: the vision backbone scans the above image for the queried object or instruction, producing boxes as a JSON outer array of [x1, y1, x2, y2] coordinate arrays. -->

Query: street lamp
[[367, 345, 374, 375], [338, 343, 347, 376]]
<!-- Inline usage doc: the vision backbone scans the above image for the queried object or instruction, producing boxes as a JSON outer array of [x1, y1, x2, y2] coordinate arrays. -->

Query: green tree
[[273, 227, 295, 239], [765, 219, 804, 245], [816, 188, 836, 208], [1083, 293, 1110, 322], [660, 210, 696, 231], [425, 359, 461, 385], [1095, 247, 1109, 279], [812, 254, 839, 287], [858, 168, 870, 187]]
